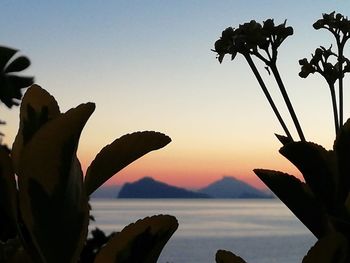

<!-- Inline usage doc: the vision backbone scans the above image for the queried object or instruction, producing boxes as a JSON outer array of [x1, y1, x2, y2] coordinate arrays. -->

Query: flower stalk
[[269, 63, 305, 141], [338, 45, 344, 127], [213, 19, 304, 141], [214, 11, 350, 263], [244, 54, 293, 141], [330, 83, 340, 134], [313, 11, 350, 129]]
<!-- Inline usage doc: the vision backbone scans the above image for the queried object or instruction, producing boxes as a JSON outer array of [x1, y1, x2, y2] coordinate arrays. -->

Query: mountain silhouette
[[199, 176, 273, 198], [118, 177, 210, 198]]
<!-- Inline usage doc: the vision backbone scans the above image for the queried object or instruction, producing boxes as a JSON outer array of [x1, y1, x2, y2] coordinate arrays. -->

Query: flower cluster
[[298, 46, 350, 84], [214, 11, 350, 263], [213, 19, 293, 64], [313, 12, 350, 37]]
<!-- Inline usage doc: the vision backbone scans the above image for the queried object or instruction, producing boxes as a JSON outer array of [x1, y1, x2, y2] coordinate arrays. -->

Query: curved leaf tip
[[254, 168, 331, 239], [17, 100, 95, 263], [84, 131, 171, 196], [94, 214, 178, 263], [302, 232, 349, 263], [216, 250, 247, 263]]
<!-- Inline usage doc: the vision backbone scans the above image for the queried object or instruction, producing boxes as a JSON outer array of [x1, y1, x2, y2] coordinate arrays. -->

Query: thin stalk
[[269, 63, 306, 141], [329, 83, 339, 134], [244, 54, 293, 141], [338, 44, 344, 127]]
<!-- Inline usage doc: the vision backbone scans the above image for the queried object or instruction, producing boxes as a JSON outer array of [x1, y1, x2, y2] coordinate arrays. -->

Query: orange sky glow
[[2, 1, 348, 193]]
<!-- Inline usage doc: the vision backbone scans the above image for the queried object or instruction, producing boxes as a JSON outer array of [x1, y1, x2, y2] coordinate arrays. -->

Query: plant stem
[[244, 54, 293, 141], [338, 44, 344, 127], [269, 63, 306, 141], [329, 83, 339, 134]]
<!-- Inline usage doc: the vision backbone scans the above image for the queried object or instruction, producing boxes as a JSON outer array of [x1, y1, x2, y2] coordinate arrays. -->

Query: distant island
[[113, 176, 272, 199], [118, 177, 210, 198], [199, 176, 272, 198]]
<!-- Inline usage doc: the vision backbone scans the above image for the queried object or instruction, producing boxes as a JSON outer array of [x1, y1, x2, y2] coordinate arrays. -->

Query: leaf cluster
[[0, 46, 33, 108], [0, 85, 177, 263], [0, 46, 34, 142]]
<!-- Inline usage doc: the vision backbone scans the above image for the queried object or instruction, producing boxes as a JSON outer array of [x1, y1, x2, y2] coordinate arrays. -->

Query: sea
[[89, 199, 316, 263]]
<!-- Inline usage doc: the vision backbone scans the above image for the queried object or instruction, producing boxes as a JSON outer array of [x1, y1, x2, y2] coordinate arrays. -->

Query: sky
[[2, 1, 350, 189]]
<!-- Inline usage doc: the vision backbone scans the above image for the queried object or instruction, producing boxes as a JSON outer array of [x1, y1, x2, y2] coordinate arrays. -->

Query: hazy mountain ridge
[[118, 177, 210, 198], [199, 176, 272, 198], [113, 176, 272, 199]]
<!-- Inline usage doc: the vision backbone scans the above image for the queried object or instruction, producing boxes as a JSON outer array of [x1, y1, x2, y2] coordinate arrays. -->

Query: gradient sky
[[2, 1, 350, 189]]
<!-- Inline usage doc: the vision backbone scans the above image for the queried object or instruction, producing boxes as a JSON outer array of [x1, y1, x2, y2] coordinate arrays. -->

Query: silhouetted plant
[[0, 46, 34, 143], [0, 85, 178, 262], [214, 11, 350, 263], [213, 19, 303, 141], [298, 45, 345, 134], [313, 12, 350, 127]]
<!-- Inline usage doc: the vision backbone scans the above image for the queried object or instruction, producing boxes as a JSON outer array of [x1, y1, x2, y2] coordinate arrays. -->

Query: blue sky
[[2, 1, 350, 188]]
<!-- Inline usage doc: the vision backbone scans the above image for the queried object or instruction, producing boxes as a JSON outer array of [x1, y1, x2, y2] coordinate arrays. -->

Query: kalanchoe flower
[[299, 46, 341, 85], [213, 27, 236, 63], [313, 11, 350, 36], [234, 20, 264, 53], [213, 19, 293, 65], [344, 58, 350, 73], [213, 18, 305, 142], [312, 12, 350, 128], [299, 45, 342, 133], [299, 58, 316, 78], [263, 19, 293, 52], [0, 46, 34, 108]]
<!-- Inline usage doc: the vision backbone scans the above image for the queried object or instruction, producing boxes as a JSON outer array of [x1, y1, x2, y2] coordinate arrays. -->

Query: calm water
[[90, 199, 316, 263]]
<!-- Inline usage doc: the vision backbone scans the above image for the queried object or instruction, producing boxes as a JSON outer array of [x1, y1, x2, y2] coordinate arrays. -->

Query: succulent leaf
[[302, 232, 349, 263], [12, 85, 60, 174], [334, 119, 350, 202], [0, 46, 34, 108], [0, 146, 17, 242], [279, 141, 337, 209], [215, 250, 247, 263], [254, 169, 331, 238], [94, 215, 178, 263], [84, 131, 171, 196], [17, 102, 95, 263], [4, 56, 31, 73], [275, 133, 293, 145]]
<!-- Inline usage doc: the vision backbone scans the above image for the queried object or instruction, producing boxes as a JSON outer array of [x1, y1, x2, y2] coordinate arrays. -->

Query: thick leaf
[[12, 85, 60, 174], [254, 169, 331, 239], [0, 47, 34, 108], [80, 228, 115, 263], [18, 102, 95, 263], [275, 133, 293, 146], [5, 56, 31, 73], [334, 119, 350, 202], [216, 250, 247, 263], [94, 215, 178, 263], [0, 77, 34, 108], [0, 146, 17, 242], [302, 232, 349, 263], [0, 46, 17, 69], [0, 237, 34, 263], [5, 75, 34, 97], [280, 141, 337, 208], [84, 131, 171, 195]]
